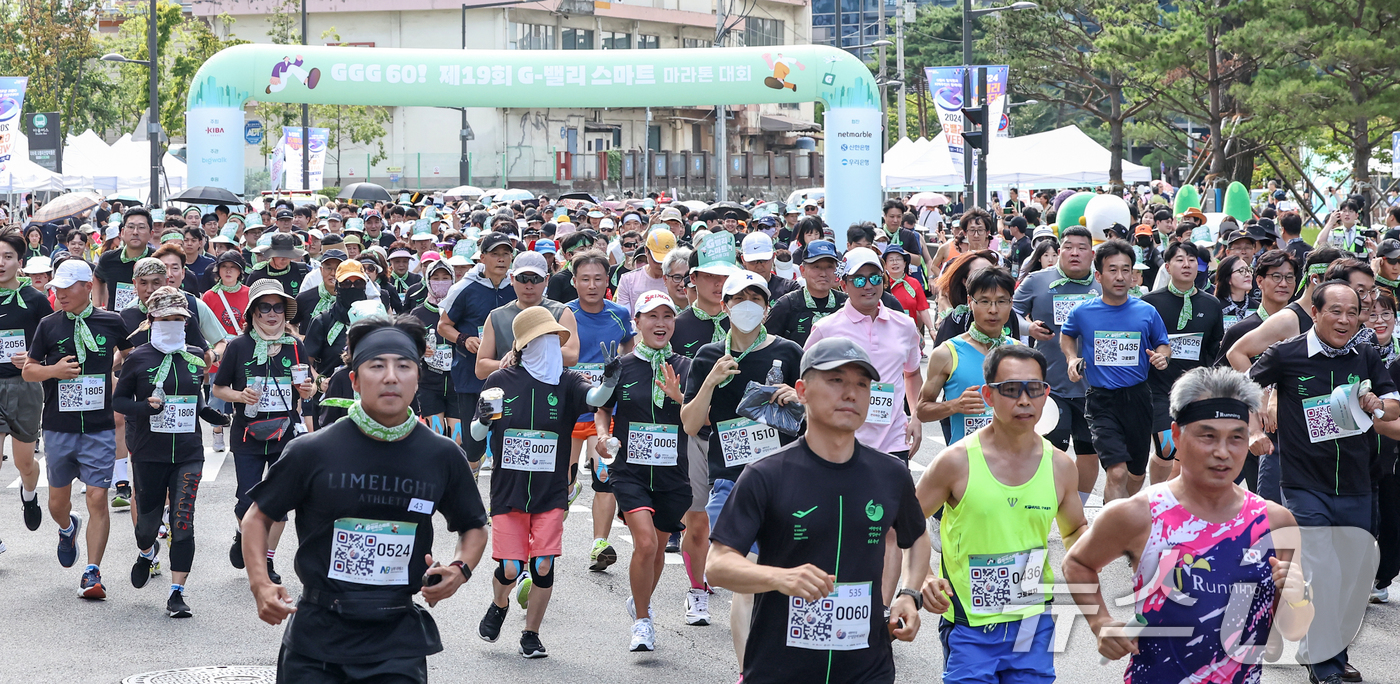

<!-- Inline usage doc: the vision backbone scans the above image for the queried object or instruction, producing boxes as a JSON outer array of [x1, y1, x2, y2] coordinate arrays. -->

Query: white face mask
[[151, 320, 185, 354], [728, 300, 766, 333], [521, 333, 563, 385]]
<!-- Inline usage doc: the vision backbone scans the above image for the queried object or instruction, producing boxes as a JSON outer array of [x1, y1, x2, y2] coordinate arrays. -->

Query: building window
[[563, 27, 594, 49], [682, 38, 712, 48], [509, 23, 554, 50], [744, 17, 783, 47], [636, 34, 659, 49], [602, 31, 631, 49], [779, 102, 799, 109], [326, 41, 376, 47]]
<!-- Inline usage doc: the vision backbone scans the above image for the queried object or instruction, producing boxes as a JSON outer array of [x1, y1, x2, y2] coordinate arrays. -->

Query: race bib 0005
[[786, 582, 873, 652], [57, 374, 105, 412], [627, 423, 679, 466], [501, 428, 559, 472], [717, 417, 781, 468], [328, 518, 417, 586], [1092, 331, 1140, 367]]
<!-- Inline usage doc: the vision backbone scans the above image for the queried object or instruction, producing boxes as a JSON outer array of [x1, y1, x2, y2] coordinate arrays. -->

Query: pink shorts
[[490, 509, 566, 561]]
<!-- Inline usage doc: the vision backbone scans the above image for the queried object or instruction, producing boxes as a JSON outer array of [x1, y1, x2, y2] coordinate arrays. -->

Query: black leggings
[[233, 450, 286, 521], [133, 460, 202, 574], [1377, 473, 1400, 590]]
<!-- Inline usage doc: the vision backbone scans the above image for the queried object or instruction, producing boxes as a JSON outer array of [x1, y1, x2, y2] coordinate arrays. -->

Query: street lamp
[[962, 0, 1037, 208], [103, 49, 162, 209], [1008, 99, 1039, 108]]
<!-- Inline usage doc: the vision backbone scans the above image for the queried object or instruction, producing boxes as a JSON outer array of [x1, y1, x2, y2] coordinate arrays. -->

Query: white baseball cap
[[22, 256, 53, 274], [51, 259, 94, 289], [634, 290, 679, 315], [511, 251, 549, 277], [447, 254, 472, 268], [722, 270, 770, 299], [841, 247, 882, 277], [599, 218, 615, 230], [741, 232, 775, 262]]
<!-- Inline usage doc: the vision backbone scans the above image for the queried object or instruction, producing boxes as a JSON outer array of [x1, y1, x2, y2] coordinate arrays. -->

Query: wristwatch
[[896, 588, 923, 611], [449, 559, 471, 583], [1287, 580, 1312, 608]]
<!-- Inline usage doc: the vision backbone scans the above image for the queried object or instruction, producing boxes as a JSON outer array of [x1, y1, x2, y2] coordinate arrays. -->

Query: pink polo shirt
[[805, 300, 922, 454]]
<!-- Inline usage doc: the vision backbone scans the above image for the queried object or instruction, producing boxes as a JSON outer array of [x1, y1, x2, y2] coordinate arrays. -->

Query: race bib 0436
[[328, 518, 417, 586], [968, 547, 1048, 615]]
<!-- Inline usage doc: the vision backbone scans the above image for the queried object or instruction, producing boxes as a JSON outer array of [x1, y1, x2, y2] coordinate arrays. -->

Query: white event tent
[[883, 125, 1153, 190], [61, 129, 187, 196]]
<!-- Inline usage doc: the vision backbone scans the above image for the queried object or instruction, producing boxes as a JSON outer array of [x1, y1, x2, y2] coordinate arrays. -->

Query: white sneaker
[[625, 596, 654, 621], [629, 618, 655, 652], [212, 430, 225, 453], [685, 587, 711, 626], [1372, 586, 1390, 604], [929, 516, 942, 553]]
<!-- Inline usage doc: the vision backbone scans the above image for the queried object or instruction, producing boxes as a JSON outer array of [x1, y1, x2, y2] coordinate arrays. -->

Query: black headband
[[1173, 398, 1250, 426], [350, 326, 419, 371]]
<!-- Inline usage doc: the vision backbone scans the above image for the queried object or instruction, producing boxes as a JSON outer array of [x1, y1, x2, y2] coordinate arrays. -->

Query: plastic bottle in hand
[[244, 381, 261, 418], [766, 359, 783, 386], [598, 436, 620, 483]]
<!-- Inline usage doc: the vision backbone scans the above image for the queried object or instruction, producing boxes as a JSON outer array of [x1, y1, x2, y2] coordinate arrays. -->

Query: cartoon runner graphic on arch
[[762, 53, 805, 92], [267, 55, 321, 95]]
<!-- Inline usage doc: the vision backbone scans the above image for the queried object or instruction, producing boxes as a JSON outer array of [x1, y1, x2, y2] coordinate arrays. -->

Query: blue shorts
[[45, 429, 117, 489], [706, 478, 758, 556], [939, 612, 1055, 684]]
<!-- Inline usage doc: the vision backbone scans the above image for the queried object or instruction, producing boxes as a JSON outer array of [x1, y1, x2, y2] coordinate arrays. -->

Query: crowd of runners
[[0, 185, 1396, 684]]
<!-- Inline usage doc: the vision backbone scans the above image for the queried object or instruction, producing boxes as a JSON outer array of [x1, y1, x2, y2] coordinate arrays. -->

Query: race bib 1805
[[717, 417, 781, 468], [627, 422, 680, 467], [786, 582, 873, 652], [501, 428, 559, 472], [328, 518, 417, 586], [57, 374, 105, 412], [1092, 331, 1140, 367]]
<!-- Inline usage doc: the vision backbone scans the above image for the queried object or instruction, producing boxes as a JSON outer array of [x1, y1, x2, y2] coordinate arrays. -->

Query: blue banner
[[0, 77, 30, 172]]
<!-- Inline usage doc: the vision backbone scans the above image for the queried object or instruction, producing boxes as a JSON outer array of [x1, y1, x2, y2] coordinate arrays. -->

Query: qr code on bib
[[1304, 404, 1341, 441], [57, 382, 83, 407], [1093, 341, 1117, 365], [720, 429, 752, 462], [788, 596, 834, 642], [970, 566, 1012, 609], [332, 529, 377, 577]]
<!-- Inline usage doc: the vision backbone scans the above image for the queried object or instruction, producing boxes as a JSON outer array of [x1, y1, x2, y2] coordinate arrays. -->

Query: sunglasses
[[622, 242, 639, 250], [255, 302, 286, 315], [847, 274, 885, 288], [515, 272, 546, 285], [987, 380, 1049, 399]]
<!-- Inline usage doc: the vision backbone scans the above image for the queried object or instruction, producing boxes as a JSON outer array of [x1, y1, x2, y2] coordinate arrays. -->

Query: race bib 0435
[[1092, 331, 1140, 367]]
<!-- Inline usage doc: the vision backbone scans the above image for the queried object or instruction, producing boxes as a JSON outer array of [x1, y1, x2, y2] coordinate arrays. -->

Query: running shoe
[[80, 567, 106, 600], [665, 532, 681, 554], [516, 572, 532, 609], [625, 595, 655, 621], [1371, 585, 1389, 604], [630, 618, 656, 652], [131, 545, 159, 589], [589, 539, 618, 572], [229, 531, 244, 569], [685, 587, 712, 626], [568, 481, 583, 507], [167, 588, 192, 618], [111, 482, 132, 510], [21, 493, 41, 531], [212, 430, 225, 453], [57, 513, 81, 568], [479, 602, 509, 642], [267, 558, 282, 585], [519, 630, 548, 659]]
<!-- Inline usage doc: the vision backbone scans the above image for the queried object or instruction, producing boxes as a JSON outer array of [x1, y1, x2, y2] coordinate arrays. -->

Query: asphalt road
[[1, 421, 1395, 683]]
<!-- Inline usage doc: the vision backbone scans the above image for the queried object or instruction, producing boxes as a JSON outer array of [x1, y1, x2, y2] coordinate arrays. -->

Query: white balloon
[[1083, 194, 1132, 242]]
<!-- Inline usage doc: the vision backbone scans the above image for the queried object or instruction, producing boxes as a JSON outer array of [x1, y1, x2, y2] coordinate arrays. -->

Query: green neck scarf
[[967, 324, 1009, 348], [423, 301, 440, 314], [692, 306, 728, 345], [152, 347, 206, 389], [66, 304, 99, 365], [210, 281, 242, 294], [120, 246, 149, 264], [1048, 264, 1093, 290], [940, 304, 969, 323], [1379, 275, 1399, 290], [1128, 285, 1145, 298], [1167, 281, 1196, 329], [263, 264, 290, 277], [348, 400, 417, 441], [633, 343, 673, 408], [802, 288, 836, 324], [252, 330, 298, 366], [1258, 306, 1272, 322], [313, 283, 335, 318], [0, 276, 32, 308], [391, 272, 411, 291], [718, 327, 767, 388]]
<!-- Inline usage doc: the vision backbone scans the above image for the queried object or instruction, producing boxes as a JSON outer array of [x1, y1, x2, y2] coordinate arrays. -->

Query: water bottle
[[244, 378, 261, 418], [427, 329, 437, 348], [766, 360, 783, 386], [598, 437, 620, 483]]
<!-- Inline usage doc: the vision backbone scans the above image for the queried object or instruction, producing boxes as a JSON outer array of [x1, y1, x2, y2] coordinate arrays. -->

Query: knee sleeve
[[530, 556, 556, 588], [1154, 429, 1176, 461], [451, 422, 462, 444], [495, 559, 523, 584]]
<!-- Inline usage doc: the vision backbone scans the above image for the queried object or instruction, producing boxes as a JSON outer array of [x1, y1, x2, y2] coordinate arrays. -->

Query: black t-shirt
[[292, 284, 332, 332], [112, 343, 208, 463], [545, 269, 578, 304], [1140, 288, 1225, 397], [682, 336, 804, 484], [29, 309, 133, 433], [1249, 333, 1396, 495], [118, 297, 209, 352], [94, 246, 151, 310], [1214, 310, 1267, 366], [766, 273, 799, 301], [401, 281, 428, 313], [246, 261, 312, 297], [0, 285, 53, 379], [389, 271, 422, 297], [1010, 235, 1034, 276], [601, 352, 692, 493], [410, 304, 451, 399], [710, 437, 925, 684], [766, 288, 847, 347], [672, 307, 730, 359], [212, 333, 308, 457], [303, 308, 350, 377], [247, 420, 487, 665], [319, 365, 354, 427], [480, 366, 593, 516]]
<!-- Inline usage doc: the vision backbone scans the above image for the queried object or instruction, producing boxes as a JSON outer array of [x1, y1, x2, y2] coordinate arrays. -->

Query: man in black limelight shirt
[[243, 316, 488, 684], [707, 337, 929, 684], [94, 207, 153, 311]]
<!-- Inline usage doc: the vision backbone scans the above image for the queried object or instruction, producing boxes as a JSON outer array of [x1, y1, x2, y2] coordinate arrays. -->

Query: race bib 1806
[[0, 329, 25, 360], [57, 374, 105, 412], [428, 344, 453, 372], [501, 428, 559, 472], [1168, 332, 1203, 362], [150, 395, 197, 434], [328, 518, 417, 586], [1052, 293, 1095, 326], [627, 422, 680, 467], [717, 417, 781, 468], [968, 547, 1048, 615], [786, 582, 873, 652], [1092, 331, 1140, 367], [866, 382, 897, 425]]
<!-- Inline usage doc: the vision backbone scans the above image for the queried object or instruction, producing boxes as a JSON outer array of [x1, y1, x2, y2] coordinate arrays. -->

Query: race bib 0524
[[328, 518, 417, 586]]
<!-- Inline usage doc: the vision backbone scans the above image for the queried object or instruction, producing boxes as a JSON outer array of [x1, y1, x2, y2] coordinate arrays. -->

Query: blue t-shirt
[[1061, 296, 1169, 390], [567, 299, 636, 422], [446, 278, 516, 394]]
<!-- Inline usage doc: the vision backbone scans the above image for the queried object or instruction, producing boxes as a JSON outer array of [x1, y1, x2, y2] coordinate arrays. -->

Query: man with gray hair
[[1065, 366, 1315, 684]]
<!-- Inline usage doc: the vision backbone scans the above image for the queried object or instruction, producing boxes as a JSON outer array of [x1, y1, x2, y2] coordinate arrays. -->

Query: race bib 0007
[[786, 582, 873, 652], [328, 518, 417, 586], [501, 428, 559, 472]]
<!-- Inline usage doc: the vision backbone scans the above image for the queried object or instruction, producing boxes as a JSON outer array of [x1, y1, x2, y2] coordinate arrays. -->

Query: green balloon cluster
[[1173, 185, 1201, 216], [1223, 182, 1253, 223], [1056, 192, 1095, 231]]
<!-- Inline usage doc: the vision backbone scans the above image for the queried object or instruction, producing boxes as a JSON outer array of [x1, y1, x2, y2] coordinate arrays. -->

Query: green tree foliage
[[0, 0, 120, 134]]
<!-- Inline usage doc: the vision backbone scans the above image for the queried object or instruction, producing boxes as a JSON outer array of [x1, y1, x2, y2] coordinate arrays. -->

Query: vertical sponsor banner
[[26, 112, 61, 172], [283, 126, 305, 190], [186, 106, 245, 194], [1392, 132, 1400, 169], [308, 127, 329, 190], [0, 77, 30, 174], [925, 67, 965, 174], [826, 107, 882, 248], [269, 131, 286, 192], [985, 66, 1009, 142]]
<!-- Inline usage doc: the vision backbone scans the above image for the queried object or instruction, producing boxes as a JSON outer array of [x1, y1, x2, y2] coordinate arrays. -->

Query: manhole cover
[[123, 666, 276, 684]]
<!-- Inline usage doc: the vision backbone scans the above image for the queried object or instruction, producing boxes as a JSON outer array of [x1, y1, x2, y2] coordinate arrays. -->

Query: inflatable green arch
[[186, 44, 880, 242]]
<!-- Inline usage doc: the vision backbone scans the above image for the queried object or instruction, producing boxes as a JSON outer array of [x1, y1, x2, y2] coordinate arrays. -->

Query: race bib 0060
[[786, 582, 873, 652]]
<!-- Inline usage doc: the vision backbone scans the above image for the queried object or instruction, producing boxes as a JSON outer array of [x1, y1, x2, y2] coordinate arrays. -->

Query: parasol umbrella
[[558, 191, 600, 203], [496, 188, 535, 202], [908, 192, 948, 208], [30, 192, 103, 223], [677, 200, 710, 213], [337, 182, 392, 203], [443, 185, 485, 202], [709, 201, 751, 221], [168, 186, 242, 205]]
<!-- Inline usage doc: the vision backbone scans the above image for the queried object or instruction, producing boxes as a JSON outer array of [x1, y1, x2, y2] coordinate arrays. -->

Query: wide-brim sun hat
[[244, 278, 297, 326], [512, 305, 570, 352]]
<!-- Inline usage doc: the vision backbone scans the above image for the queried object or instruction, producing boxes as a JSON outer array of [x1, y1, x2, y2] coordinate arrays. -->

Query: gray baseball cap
[[799, 337, 881, 382]]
